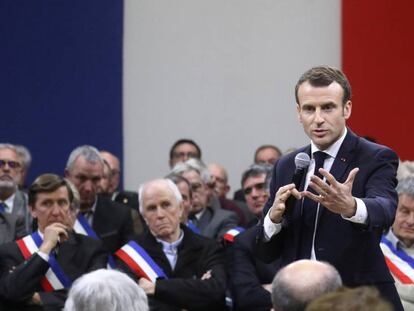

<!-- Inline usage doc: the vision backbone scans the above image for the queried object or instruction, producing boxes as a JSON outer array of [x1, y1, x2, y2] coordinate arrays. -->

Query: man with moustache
[[0, 174, 108, 311], [256, 66, 402, 310], [0, 143, 32, 233]]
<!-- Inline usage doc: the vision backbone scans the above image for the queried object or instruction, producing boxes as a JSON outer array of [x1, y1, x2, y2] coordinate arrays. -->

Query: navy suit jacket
[[256, 130, 399, 293]]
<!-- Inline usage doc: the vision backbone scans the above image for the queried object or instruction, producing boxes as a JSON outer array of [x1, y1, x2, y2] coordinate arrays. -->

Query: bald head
[[208, 163, 230, 198], [100, 151, 120, 193], [272, 260, 342, 311]]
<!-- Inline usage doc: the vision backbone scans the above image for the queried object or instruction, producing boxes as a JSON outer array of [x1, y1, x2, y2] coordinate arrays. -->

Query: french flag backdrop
[[1, 0, 412, 188]]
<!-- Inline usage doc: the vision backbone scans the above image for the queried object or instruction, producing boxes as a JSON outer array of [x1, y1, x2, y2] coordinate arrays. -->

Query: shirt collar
[[386, 229, 408, 250], [311, 127, 348, 159], [4, 193, 16, 209], [156, 229, 184, 250]]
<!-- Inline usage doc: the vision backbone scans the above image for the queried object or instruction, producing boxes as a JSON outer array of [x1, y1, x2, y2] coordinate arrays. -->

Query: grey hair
[[397, 161, 414, 182], [0, 143, 20, 161], [65, 178, 80, 211], [14, 145, 32, 169], [271, 260, 342, 311], [66, 145, 103, 171], [138, 179, 183, 214], [171, 158, 211, 184], [64, 269, 148, 311], [396, 176, 414, 197], [241, 164, 273, 189]]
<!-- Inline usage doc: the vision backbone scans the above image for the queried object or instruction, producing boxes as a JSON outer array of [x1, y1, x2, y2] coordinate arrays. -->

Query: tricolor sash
[[186, 219, 200, 234], [16, 232, 72, 292], [380, 236, 414, 284], [115, 241, 168, 282], [223, 227, 245, 243], [74, 214, 116, 269]]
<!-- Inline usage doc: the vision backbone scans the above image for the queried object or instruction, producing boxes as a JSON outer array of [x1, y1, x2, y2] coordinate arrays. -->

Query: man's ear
[[29, 205, 37, 219], [296, 104, 303, 123], [64, 169, 70, 178]]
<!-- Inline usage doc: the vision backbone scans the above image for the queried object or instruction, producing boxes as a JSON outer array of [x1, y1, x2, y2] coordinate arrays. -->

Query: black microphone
[[284, 152, 311, 217]]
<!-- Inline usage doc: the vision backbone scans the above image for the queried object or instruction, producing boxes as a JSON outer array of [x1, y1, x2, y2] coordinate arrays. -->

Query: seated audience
[[230, 164, 277, 311], [271, 260, 342, 311], [233, 144, 281, 202], [15, 144, 32, 191], [115, 179, 227, 310], [64, 269, 148, 311], [380, 176, 414, 310], [165, 174, 193, 226], [172, 159, 238, 240], [0, 174, 108, 310], [64, 145, 134, 253], [168, 138, 202, 169], [0, 143, 32, 233], [208, 163, 248, 226], [305, 286, 392, 311]]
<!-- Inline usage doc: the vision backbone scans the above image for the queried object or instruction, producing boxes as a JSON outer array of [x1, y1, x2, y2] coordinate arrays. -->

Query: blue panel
[[0, 0, 123, 185]]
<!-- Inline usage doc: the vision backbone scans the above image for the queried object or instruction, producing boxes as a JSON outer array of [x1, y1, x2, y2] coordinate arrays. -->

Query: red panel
[[342, 0, 414, 160]]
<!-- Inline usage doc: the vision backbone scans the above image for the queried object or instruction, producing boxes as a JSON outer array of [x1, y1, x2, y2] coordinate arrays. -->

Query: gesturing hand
[[304, 167, 359, 217], [269, 183, 302, 224]]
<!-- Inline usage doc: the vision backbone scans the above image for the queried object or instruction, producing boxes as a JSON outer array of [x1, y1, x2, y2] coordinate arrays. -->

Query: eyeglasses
[[172, 152, 198, 160], [243, 182, 266, 196], [0, 160, 21, 169]]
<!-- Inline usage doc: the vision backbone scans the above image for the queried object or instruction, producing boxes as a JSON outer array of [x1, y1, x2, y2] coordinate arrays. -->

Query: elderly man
[[380, 176, 414, 310], [172, 159, 238, 240], [256, 65, 402, 310], [0, 174, 108, 311], [230, 164, 279, 311], [115, 179, 227, 310], [271, 260, 342, 311], [0, 143, 32, 233], [65, 145, 134, 253]]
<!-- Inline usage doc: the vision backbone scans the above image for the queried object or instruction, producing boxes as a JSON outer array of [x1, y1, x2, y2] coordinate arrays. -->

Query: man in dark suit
[[116, 179, 227, 310], [65, 145, 134, 254], [0, 174, 108, 310], [256, 65, 403, 310], [0, 213, 26, 245]]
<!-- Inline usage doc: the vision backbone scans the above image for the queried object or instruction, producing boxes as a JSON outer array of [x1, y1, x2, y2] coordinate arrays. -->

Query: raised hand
[[304, 167, 359, 217], [269, 183, 302, 223]]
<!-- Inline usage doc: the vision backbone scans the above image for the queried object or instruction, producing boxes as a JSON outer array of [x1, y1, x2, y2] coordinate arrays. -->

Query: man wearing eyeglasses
[[0, 143, 32, 234], [0, 174, 108, 311], [168, 139, 202, 169]]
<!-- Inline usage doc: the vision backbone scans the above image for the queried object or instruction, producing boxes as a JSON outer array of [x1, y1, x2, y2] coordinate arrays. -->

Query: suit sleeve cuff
[[36, 251, 50, 262], [263, 211, 282, 241], [341, 197, 368, 224]]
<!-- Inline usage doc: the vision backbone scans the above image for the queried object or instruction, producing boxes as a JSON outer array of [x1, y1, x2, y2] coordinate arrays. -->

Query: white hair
[[66, 145, 103, 171], [171, 158, 211, 184], [64, 269, 148, 311], [138, 179, 182, 214]]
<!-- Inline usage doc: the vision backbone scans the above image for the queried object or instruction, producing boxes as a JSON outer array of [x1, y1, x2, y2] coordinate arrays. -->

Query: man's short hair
[[138, 179, 182, 214], [396, 176, 414, 197], [14, 144, 32, 170], [295, 65, 352, 106], [305, 286, 392, 311], [254, 145, 282, 162], [66, 145, 103, 171], [241, 164, 273, 188], [28, 174, 74, 207], [271, 260, 342, 311], [64, 269, 148, 311], [171, 158, 211, 184], [169, 139, 202, 160], [0, 143, 21, 163], [166, 173, 193, 200]]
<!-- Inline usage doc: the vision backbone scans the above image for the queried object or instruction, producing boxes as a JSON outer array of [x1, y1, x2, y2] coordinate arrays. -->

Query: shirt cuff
[[263, 211, 282, 241], [36, 251, 50, 262], [341, 197, 368, 224]]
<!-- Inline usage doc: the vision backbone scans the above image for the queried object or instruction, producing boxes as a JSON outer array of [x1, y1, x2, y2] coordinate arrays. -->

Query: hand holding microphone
[[269, 153, 310, 223]]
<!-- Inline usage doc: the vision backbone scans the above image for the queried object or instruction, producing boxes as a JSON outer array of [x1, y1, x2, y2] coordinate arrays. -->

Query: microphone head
[[294, 152, 311, 170]]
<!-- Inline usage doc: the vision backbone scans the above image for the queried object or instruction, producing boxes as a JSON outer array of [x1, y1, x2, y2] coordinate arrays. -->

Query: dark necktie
[[299, 151, 328, 259], [0, 202, 7, 213]]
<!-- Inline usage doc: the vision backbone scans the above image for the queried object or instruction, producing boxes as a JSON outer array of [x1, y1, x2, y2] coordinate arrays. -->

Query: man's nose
[[155, 207, 165, 218], [83, 180, 94, 192], [314, 109, 324, 123]]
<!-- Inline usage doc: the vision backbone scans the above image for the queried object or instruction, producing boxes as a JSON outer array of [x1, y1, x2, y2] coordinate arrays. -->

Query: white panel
[[123, 0, 341, 193]]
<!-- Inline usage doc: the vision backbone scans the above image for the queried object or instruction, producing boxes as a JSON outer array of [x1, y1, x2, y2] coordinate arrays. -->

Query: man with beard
[[0, 143, 32, 233]]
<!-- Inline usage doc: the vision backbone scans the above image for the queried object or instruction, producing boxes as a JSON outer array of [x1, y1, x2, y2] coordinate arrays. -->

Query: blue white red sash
[[380, 236, 414, 284], [115, 241, 168, 282], [223, 227, 245, 243], [186, 219, 200, 234], [16, 232, 72, 292], [74, 214, 116, 269]]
